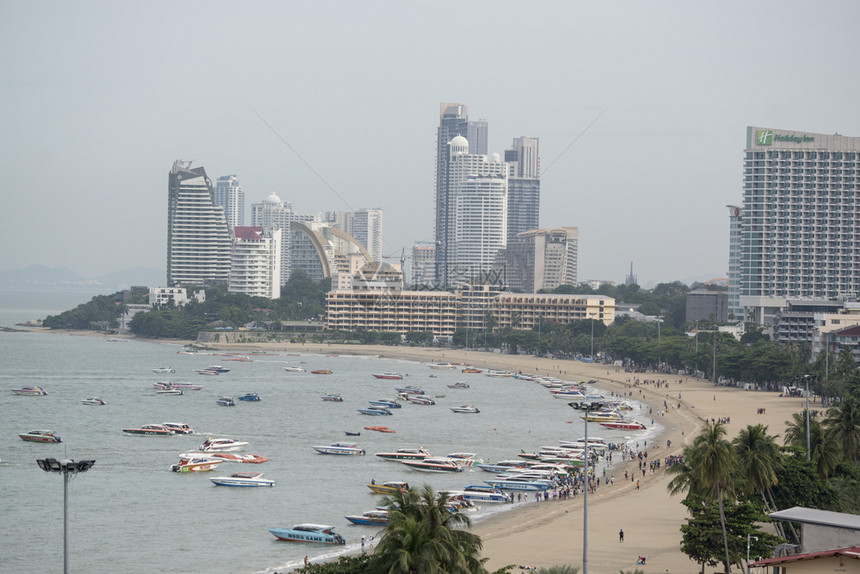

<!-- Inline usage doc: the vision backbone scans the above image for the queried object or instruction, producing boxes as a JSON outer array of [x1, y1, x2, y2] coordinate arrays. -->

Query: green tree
[[669, 423, 736, 574], [824, 396, 860, 465], [375, 485, 486, 573], [784, 411, 841, 478]]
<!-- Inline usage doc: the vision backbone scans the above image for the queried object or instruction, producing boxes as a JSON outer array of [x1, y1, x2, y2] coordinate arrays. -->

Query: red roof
[[233, 227, 264, 240], [750, 546, 860, 567]]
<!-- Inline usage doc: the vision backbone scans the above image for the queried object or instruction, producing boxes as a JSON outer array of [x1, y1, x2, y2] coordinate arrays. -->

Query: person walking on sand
[[619, 529, 624, 542]]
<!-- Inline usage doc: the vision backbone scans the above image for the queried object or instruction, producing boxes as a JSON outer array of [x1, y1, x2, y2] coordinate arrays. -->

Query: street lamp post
[[590, 315, 595, 359], [570, 402, 597, 574], [37, 458, 96, 574], [803, 374, 811, 462]]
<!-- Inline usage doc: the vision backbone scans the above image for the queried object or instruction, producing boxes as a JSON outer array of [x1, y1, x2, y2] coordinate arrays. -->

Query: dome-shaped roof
[[265, 192, 282, 204], [490, 152, 501, 162], [449, 135, 469, 156]]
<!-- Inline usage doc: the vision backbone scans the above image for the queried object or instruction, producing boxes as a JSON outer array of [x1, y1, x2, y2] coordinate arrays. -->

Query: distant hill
[[0, 265, 165, 290]]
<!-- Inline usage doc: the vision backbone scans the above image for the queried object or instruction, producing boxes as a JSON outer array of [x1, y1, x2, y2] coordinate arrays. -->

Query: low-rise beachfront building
[[326, 289, 458, 335], [326, 285, 615, 336], [492, 293, 615, 329]]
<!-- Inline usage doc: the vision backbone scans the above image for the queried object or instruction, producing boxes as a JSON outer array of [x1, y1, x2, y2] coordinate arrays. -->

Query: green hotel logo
[[756, 129, 815, 145], [757, 130, 773, 146]]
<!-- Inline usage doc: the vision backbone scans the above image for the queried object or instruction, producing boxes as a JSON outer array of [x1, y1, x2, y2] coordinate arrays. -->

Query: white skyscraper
[[353, 208, 383, 262], [251, 193, 317, 285], [167, 160, 231, 287], [229, 227, 282, 299], [505, 137, 541, 244], [214, 175, 244, 229]]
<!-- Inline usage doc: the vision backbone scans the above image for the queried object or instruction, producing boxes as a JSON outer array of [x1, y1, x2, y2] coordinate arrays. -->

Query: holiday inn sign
[[756, 129, 815, 145]]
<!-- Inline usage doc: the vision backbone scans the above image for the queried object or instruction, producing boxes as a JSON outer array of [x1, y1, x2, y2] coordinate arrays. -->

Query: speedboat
[[372, 372, 403, 380], [366, 481, 410, 495], [345, 510, 389, 525], [19, 430, 61, 443], [311, 369, 333, 375], [194, 368, 220, 375], [208, 452, 269, 464], [461, 368, 482, 374], [170, 382, 204, 390], [170, 456, 223, 472], [375, 448, 431, 462], [428, 362, 456, 369], [156, 388, 183, 395], [199, 438, 249, 452], [409, 395, 435, 405], [269, 524, 345, 545], [364, 426, 396, 433], [599, 419, 647, 430], [122, 424, 173, 436], [476, 460, 528, 473], [207, 366, 230, 373], [210, 472, 274, 487], [485, 370, 513, 377], [162, 422, 194, 434], [447, 382, 470, 389], [11, 386, 47, 396], [394, 385, 423, 394], [400, 457, 463, 473], [312, 442, 365, 455], [450, 404, 479, 413], [216, 396, 236, 406], [484, 477, 552, 491], [238, 392, 261, 401], [152, 367, 175, 374], [81, 397, 106, 405], [463, 485, 509, 503], [358, 407, 392, 416], [368, 399, 401, 409], [321, 393, 344, 402], [283, 366, 306, 372], [445, 453, 483, 466], [582, 410, 622, 422]]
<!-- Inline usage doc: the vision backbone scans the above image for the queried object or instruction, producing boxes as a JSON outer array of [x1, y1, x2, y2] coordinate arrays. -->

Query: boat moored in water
[[122, 424, 173, 436], [311, 369, 333, 375], [345, 510, 389, 525], [11, 386, 47, 396], [599, 419, 646, 430], [450, 404, 479, 413], [372, 372, 403, 380], [394, 385, 423, 395], [375, 448, 431, 462], [269, 524, 345, 544], [312, 442, 365, 455], [208, 452, 268, 464], [199, 438, 249, 452], [400, 457, 463, 473], [366, 481, 410, 495], [210, 472, 274, 487], [19, 430, 61, 443], [447, 382, 470, 389], [238, 392, 261, 401], [358, 407, 392, 416], [170, 456, 223, 472], [368, 399, 400, 409], [152, 367, 175, 374], [216, 396, 236, 406], [283, 366, 306, 372], [163, 422, 194, 434], [81, 397, 106, 405]]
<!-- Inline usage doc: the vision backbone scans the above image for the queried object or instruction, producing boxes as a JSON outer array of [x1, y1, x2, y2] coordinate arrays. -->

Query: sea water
[[0, 290, 658, 573]]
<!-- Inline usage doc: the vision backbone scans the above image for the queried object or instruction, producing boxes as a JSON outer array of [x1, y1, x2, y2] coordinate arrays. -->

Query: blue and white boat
[[484, 478, 551, 491], [344, 509, 389, 525], [368, 399, 401, 409], [269, 524, 346, 544], [238, 392, 261, 401], [461, 485, 509, 503], [358, 407, 392, 416], [216, 396, 236, 406], [476, 460, 528, 473], [210, 472, 274, 487], [312, 442, 365, 455]]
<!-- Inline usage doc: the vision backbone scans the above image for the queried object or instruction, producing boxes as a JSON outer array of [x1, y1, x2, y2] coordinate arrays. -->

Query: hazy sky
[[2, 1, 859, 286]]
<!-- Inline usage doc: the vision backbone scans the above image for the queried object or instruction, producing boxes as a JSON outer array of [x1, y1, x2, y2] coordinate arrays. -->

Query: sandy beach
[[44, 332, 810, 572]]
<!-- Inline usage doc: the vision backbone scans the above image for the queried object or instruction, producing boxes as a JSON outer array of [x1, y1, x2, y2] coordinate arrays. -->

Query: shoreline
[[23, 330, 810, 572]]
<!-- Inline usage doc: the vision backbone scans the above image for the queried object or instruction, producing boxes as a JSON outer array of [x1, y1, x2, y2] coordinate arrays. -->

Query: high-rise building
[[251, 193, 317, 285], [214, 175, 244, 229], [353, 208, 383, 262], [410, 243, 435, 288], [167, 160, 231, 287], [726, 205, 743, 319], [499, 227, 578, 292], [734, 127, 860, 324], [229, 227, 281, 299], [434, 102, 488, 286], [505, 137, 541, 244]]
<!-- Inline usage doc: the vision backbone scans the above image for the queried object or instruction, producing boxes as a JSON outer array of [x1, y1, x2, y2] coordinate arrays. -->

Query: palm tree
[[667, 422, 736, 574], [374, 485, 485, 573], [824, 396, 860, 465], [733, 424, 791, 540], [784, 411, 841, 477]]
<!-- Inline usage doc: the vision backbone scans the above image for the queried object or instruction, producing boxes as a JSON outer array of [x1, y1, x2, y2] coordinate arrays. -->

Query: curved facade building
[[290, 221, 371, 282], [167, 160, 231, 287]]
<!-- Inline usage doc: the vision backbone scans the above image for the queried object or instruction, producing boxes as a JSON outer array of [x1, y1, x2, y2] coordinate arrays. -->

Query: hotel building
[[167, 160, 231, 287], [732, 127, 860, 324], [214, 175, 244, 229], [504, 137, 541, 244], [228, 227, 282, 299], [499, 227, 578, 292]]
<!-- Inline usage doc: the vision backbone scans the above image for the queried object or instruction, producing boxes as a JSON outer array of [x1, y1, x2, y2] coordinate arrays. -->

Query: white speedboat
[[199, 438, 248, 452], [210, 472, 274, 487], [445, 453, 483, 466], [170, 456, 223, 472], [476, 460, 528, 473], [82, 397, 106, 405], [375, 448, 431, 462], [312, 442, 365, 456], [152, 367, 175, 374], [163, 422, 194, 434], [11, 386, 47, 396], [400, 457, 463, 473], [283, 366, 306, 373], [450, 404, 479, 413], [157, 388, 183, 395]]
